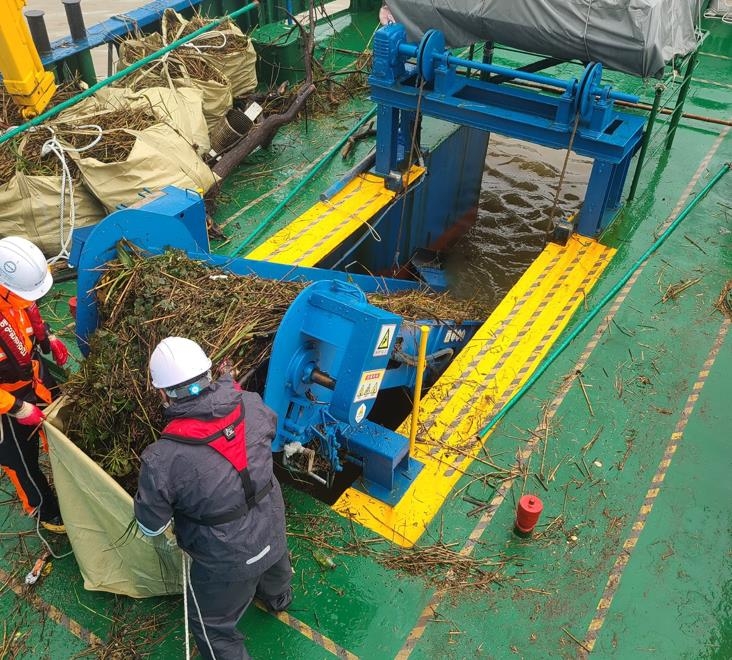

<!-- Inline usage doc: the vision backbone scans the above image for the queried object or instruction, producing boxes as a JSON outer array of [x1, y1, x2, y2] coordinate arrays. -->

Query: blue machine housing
[[68, 186, 482, 503], [265, 280, 424, 503]]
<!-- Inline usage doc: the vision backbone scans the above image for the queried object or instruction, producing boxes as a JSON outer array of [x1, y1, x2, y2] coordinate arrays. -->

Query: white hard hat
[[149, 337, 213, 389], [0, 236, 53, 301]]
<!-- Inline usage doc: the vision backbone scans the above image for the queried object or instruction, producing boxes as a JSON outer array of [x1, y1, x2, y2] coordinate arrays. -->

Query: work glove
[[48, 335, 69, 367], [12, 401, 46, 427]]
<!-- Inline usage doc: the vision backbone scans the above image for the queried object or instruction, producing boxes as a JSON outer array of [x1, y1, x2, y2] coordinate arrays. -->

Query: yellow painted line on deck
[[333, 235, 615, 547], [254, 602, 359, 659], [246, 167, 424, 267], [581, 317, 730, 655], [0, 565, 104, 648]]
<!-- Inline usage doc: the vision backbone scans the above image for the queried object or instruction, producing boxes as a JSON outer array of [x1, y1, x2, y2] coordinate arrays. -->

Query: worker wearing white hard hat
[[135, 337, 292, 660], [0, 236, 70, 534]]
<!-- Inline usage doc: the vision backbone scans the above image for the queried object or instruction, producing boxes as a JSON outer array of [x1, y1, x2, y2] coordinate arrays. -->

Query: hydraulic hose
[[0, 2, 259, 146], [478, 161, 730, 438], [229, 105, 378, 256]]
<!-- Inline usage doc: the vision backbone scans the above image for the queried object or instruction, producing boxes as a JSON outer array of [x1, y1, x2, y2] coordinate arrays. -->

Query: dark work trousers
[[187, 550, 293, 660], [0, 414, 60, 521]]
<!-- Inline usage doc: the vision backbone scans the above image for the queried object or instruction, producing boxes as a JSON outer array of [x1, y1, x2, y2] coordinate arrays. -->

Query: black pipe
[[466, 44, 475, 77], [24, 10, 52, 56], [62, 0, 87, 42], [311, 368, 336, 390], [480, 41, 494, 82]]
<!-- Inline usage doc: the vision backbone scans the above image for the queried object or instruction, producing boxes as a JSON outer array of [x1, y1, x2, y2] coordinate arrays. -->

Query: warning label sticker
[[373, 324, 396, 357], [353, 369, 385, 402]]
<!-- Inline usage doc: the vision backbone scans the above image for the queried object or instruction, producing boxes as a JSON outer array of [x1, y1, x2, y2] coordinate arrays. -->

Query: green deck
[[1, 11, 730, 660]]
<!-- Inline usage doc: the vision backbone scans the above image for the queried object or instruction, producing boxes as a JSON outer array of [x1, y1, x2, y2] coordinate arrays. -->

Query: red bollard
[[68, 296, 77, 319], [514, 494, 543, 536]]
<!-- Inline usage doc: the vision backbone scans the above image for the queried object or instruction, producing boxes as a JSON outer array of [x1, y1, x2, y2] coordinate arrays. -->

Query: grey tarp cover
[[389, 0, 701, 78], [46, 421, 182, 598]]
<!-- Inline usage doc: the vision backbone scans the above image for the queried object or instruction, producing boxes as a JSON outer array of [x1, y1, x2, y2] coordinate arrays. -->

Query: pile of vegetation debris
[[0, 82, 89, 185], [1, 82, 214, 254], [63, 247, 485, 492]]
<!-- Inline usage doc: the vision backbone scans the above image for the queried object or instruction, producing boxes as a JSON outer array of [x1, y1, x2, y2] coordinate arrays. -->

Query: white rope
[[125, 29, 226, 87], [704, 0, 732, 24], [182, 553, 191, 660], [182, 31, 228, 54], [185, 553, 217, 660], [39, 125, 103, 265]]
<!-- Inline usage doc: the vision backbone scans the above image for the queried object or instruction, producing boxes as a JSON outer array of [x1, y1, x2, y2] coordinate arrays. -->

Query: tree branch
[[210, 82, 316, 183], [207, 0, 318, 191]]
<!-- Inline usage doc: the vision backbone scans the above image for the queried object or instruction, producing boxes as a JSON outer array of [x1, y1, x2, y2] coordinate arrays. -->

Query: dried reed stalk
[[177, 16, 251, 54], [60, 107, 159, 163], [0, 81, 87, 179]]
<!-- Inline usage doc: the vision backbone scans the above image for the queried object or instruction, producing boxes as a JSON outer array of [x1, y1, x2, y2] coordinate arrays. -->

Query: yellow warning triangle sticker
[[377, 328, 391, 351]]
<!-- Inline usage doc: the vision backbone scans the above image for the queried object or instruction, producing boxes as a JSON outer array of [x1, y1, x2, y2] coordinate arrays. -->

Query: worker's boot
[[40, 514, 66, 535], [257, 586, 292, 613]]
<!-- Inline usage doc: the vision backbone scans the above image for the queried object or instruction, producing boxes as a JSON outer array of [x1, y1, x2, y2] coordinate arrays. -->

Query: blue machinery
[[266, 280, 424, 503], [58, 18, 651, 503], [70, 187, 479, 504], [370, 26, 646, 237]]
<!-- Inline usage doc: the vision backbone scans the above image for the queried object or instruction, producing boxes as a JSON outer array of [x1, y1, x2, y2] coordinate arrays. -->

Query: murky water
[[448, 134, 591, 311]]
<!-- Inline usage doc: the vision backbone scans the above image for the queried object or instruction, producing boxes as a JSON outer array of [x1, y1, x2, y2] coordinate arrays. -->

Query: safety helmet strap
[[164, 370, 212, 399]]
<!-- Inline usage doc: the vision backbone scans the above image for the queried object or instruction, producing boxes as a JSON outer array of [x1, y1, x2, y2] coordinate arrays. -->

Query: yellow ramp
[[333, 235, 616, 547], [246, 168, 424, 267]]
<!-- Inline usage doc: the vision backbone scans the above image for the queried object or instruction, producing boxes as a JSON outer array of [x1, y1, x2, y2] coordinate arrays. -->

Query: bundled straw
[[175, 55, 228, 86], [0, 138, 17, 184], [0, 88, 24, 128], [173, 15, 251, 54], [1, 98, 158, 182], [0, 79, 84, 128], [62, 107, 160, 163], [0, 81, 91, 179]]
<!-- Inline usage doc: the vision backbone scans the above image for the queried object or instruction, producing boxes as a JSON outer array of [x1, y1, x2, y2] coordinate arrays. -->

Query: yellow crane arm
[[0, 0, 56, 119]]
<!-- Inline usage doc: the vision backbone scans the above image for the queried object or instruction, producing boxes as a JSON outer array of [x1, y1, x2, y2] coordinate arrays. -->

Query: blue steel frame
[[370, 25, 647, 237]]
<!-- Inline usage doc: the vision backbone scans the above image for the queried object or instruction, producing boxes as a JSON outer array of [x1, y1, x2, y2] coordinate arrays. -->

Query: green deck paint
[[1, 12, 729, 660]]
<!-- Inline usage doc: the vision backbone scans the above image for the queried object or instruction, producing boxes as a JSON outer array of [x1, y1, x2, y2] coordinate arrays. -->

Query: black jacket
[[134, 376, 287, 580]]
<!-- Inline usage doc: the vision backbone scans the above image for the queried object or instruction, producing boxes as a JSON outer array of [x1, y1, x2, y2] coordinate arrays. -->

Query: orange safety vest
[[0, 290, 53, 514], [0, 303, 52, 415]]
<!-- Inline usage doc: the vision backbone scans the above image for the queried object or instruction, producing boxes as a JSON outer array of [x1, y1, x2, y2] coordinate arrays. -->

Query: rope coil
[[38, 125, 103, 264]]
